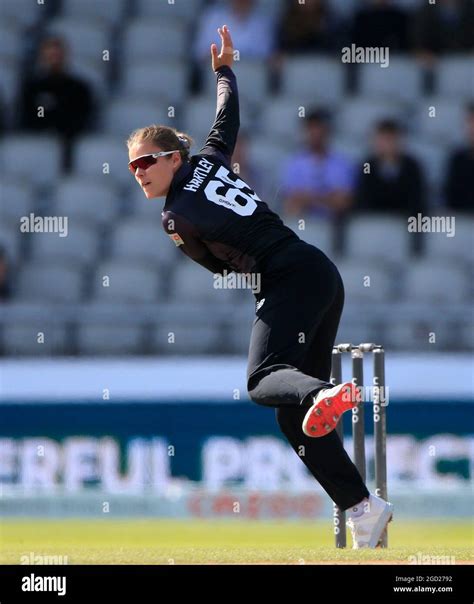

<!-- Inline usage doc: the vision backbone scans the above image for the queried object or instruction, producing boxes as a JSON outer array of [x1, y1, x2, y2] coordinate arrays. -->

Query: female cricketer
[[127, 25, 393, 548]]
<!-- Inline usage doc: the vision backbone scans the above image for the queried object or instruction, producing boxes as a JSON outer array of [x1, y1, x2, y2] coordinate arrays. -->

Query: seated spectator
[[193, 0, 275, 62], [444, 102, 474, 212], [412, 0, 474, 66], [276, 0, 341, 54], [351, 0, 410, 52], [281, 108, 355, 218], [16, 35, 94, 172], [0, 246, 11, 301], [356, 119, 426, 216]]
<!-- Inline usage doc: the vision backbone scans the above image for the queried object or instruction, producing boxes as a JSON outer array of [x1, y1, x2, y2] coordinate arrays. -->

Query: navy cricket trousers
[[246, 240, 369, 510]]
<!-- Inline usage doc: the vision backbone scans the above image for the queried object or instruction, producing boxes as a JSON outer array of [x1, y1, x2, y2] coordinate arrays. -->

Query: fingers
[[217, 24, 233, 49]]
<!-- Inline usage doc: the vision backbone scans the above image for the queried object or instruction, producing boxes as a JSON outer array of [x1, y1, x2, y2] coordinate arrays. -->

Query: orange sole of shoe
[[302, 382, 362, 437]]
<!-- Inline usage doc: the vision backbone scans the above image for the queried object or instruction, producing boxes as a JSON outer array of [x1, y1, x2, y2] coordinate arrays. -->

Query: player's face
[[128, 142, 181, 199]]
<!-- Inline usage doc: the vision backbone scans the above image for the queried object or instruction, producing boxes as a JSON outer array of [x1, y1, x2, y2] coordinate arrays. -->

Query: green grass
[[1, 519, 472, 564]]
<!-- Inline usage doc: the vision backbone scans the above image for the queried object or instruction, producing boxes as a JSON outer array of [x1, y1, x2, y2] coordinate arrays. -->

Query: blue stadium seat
[[0, 0, 43, 29], [77, 323, 144, 355], [404, 259, 470, 303], [16, 262, 85, 302], [111, 218, 181, 267], [405, 136, 446, 189], [29, 220, 100, 268], [0, 135, 62, 188], [171, 262, 235, 303], [150, 322, 221, 354], [46, 17, 112, 63], [337, 98, 406, 139], [0, 223, 21, 264], [123, 18, 187, 62], [284, 217, 334, 257], [437, 56, 474, 101], [358, 59, 422, 103], [74, 135, 131, 187], [103, 98, 172, 140], [0, 24, 22, 60], [415, 97, 465, 145], [53, 176, 119, 226], [61, 0, 127, 27], [3, 321, 69, 356], [345, 215, 411, 265], [259, 98, 306, 146], [121, 61, 188, 103], [423, 214, 474, 266], [281, 57, 345, 105], [92, 260, 162, 303], [336, 258, 395, 302], [0, 181, 34, 226], [136, 0, 204, 21]]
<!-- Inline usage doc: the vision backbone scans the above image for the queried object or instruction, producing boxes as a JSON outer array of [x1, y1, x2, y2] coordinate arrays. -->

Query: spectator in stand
[[17, 35, 94, 172], [444, 102, 474, 213], [193, 0, 276, 62], [412, 0, 474, 66], [276, 0, 342, 54], [0, 246, 11, 301], [356, 119, 426, 216], [281, 108, 355, 219], [351, 0, 410, 51]]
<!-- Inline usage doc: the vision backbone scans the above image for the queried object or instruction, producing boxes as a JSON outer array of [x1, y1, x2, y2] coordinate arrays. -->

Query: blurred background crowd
[[0, 0, 472, 355]]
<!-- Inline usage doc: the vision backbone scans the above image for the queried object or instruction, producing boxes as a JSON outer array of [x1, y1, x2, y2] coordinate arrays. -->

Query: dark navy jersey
[[161, 65, 299, 276]]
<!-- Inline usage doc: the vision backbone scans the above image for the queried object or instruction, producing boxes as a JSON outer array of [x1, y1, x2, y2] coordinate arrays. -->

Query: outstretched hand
[[211, 24, 234, 72]]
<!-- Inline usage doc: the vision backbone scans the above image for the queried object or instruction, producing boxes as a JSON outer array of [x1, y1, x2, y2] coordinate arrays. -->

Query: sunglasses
[[128, 150, 180, 173]]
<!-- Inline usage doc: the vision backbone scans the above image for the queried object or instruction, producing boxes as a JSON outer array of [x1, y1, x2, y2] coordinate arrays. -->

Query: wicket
[[330, 343, 388, 548]]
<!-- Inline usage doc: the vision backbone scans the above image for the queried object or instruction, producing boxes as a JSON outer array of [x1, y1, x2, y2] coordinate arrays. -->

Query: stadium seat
[[404, 260, 470, 303], [284, 217, 334, 257], [336, 258, 395, 302], [336, 313, 382, 347], [0, 181, 34, 226], [332, 135, 366, 163], [0, 223, 21, 264], [423, 214, 474, 265], [76, 324, 145, 355], [405, 136, 447, 189], [92, 260, 162, 303], [0, 58, 18, 110], [123, 18, 187, 63], [16, 262, 85, 303], [74, 135, 131, 187], [0, 135, 62, 188], [111, 218, 181, 267], [2, 322, 69, 356], [345, 215, 411, 265], [68, 57, 110, 104], [384, 315, 457, 351], [46, 17, 112, 63], [103, 98, 172, 140], [0, 0, 43, 29], [259, 98, 306, 146], [0, 24, 22, 60], [171, 263, 236, 303], [281, 57, 345, 105], [53, 177, 119, 226], [337, 98, 406, 139], [61, 0, 127, 27], [128, 186, 167, 218], [29, 220, 100, 268], [437, 56, 474, 101], [415, 98, 465, 145], [136, 0, 204, 22], [121, 61, 188, 104], [358, 59, 422, 103], [150, 322, 221, 354]]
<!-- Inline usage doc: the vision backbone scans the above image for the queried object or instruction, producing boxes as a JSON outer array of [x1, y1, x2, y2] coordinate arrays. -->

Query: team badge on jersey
[[169, 232, 184, 247]]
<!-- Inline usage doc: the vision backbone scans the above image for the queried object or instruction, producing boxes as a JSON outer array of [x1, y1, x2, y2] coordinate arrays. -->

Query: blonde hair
[[126, 124, 194, 162]]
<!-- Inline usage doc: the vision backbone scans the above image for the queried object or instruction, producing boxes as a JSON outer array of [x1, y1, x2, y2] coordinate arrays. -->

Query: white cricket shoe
[[346, 493, 393, 549]]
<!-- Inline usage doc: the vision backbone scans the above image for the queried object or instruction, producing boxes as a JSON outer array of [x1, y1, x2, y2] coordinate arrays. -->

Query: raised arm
[[199, 25, 240, 165]]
